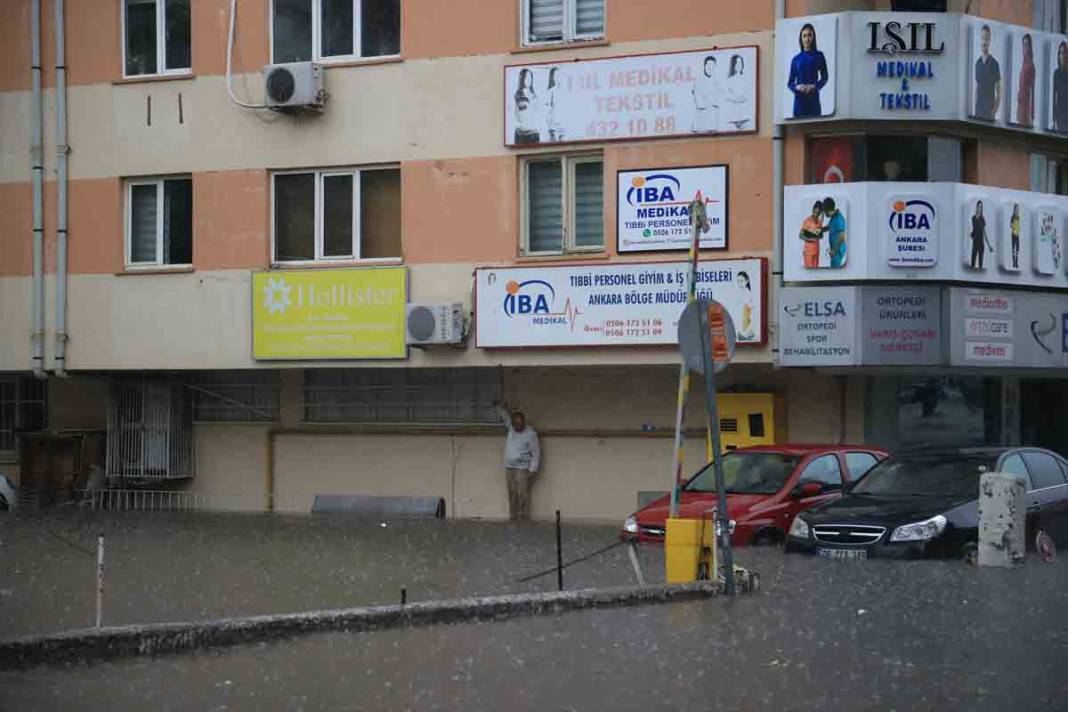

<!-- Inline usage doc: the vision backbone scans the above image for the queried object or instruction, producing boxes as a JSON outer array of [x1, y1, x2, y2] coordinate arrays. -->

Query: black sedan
[[785, 447, 1068, 561]]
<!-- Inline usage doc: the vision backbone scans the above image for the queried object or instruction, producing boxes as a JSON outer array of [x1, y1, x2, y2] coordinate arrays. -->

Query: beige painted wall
[[191, 424, 270, 512]]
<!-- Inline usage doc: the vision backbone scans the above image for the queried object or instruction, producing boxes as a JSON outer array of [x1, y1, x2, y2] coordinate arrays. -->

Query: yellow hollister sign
[[252, 267, 407, 360]]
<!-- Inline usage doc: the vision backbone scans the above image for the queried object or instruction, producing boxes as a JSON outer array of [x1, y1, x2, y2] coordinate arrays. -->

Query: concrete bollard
[[978, 472, 1026, 567]]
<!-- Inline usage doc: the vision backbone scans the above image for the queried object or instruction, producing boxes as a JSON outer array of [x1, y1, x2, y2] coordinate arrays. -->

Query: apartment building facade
[[0, 0, 1065, 520]]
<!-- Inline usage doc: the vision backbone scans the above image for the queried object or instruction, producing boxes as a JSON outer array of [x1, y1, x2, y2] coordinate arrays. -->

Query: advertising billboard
[[505, 47, 758, 147], [252, 267, 407, 360], [616, 165, 728, 253], [475, 259, 765, 348]]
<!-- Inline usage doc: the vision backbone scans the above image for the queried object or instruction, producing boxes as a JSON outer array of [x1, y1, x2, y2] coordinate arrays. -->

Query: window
[[1030, 154, 1068, 196], [1034, 0, 1068, 33], [272, 0, 400, 63], [891, 0, 946, 10], [845, 452, 878, 480], [125, 177, 193, 268], [685, 452, 801, 494], [799, 454, 843, 491], [806, 135, 962, 184], [107, 376, 192, 480], [189, 372, 280, 422], [523, 0, 604, 45], [301, 369, 501, 424], [123, 0, 191, 77], [523, 155, 603, 254], [1000, 453, 1031, 485], [0, 377, 46, 453], [1022, 452, 1068, 489], [272, 167, 400, 263]]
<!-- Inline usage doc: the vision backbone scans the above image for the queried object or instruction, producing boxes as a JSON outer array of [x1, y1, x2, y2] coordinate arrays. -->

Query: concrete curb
[[0, 581, 719, 670]]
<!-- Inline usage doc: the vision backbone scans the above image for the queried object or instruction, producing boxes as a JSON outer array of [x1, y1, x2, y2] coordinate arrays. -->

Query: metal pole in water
[[95, 532, 104, 627], [400, 587, 407, 605], [555, 510, 564, 592]]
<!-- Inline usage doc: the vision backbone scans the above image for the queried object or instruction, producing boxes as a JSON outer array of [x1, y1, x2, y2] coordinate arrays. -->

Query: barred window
[[0, 376, 47, 453], [302, 369, 501, 424], [189, 372, 280, 422]]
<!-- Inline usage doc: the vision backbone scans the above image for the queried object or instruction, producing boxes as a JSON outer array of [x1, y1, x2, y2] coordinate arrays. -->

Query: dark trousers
[[970, 238, 985, 269]]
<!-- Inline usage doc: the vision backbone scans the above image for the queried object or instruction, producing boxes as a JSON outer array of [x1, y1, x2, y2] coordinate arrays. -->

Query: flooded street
[[3, 513, 1068, 709]]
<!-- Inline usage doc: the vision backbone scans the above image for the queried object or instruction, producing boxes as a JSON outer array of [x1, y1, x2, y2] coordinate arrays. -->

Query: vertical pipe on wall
[[30, 0, 46, 378], [54, 0, 69, 376], [772, 0, 785, 289]]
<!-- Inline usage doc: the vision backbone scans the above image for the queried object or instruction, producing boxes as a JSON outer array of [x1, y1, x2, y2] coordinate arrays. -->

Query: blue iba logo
[[504, 279, 555, 316], [888, 199, 935, 232], [626, 174, 682, 206]]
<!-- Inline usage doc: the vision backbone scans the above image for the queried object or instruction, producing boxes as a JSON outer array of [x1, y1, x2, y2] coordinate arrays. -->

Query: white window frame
[[124, 176, 193, 270], [271, 166, 402, 265], [121, 0, 192, 79], [521, 154, 604, 256], [521, 0, 605, 47], [270, 0, 401, 64]]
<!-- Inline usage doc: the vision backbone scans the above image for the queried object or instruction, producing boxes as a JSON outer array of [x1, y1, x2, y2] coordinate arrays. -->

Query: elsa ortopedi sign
[[617, 165, 728, 252], [505, 47, 758, 146], [252, 267, 407, 360], [475, 259, 764, 348]]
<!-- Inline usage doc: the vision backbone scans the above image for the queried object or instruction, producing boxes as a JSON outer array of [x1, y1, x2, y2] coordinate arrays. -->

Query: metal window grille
[[0, 376, 47, 453], [302, 368, 502, 424], [106, 375, 194, 481], [189, 371, 280, 422]]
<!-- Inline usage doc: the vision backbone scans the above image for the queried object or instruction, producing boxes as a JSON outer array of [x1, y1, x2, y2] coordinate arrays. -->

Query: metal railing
[[82, 489, 209, 512]]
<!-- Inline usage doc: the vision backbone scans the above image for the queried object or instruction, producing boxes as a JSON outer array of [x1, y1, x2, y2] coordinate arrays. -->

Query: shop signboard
[[778, 286, 941, 366], [475, 258, 765, 348], [616, 165, 728, 252], [504, 47, 758, 147], [252, 267, 407, 360], [784, 182, 1068, 291], [947, 288, 1068, 368], [775, 11, 1068, 139]]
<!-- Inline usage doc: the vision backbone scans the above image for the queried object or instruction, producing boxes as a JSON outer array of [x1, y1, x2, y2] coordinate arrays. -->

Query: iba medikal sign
[[617, 165, 728, 253]]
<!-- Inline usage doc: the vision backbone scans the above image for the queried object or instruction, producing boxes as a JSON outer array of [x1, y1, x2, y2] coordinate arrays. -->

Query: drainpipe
[[30, 0, 46, 379], [54, 0, 69, 376], [772, 0, 785, 289]]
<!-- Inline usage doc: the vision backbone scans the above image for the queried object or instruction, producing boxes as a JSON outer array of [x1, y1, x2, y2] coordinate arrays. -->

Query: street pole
[[668, 193, 707, 518], [697, 304, 735, 595]]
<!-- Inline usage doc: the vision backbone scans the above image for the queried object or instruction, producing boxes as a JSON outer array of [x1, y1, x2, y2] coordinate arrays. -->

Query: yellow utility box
[[664, 516, 717, 584], [716, 393, 782, 451]]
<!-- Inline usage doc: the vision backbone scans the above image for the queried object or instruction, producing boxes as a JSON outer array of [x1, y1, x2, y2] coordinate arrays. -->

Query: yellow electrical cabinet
[[715, 393, 783, 451], [664, 516, 717, 584]]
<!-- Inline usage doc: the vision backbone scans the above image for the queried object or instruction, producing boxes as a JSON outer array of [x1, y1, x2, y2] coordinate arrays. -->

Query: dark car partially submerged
[[786, 447, 1068, 561]]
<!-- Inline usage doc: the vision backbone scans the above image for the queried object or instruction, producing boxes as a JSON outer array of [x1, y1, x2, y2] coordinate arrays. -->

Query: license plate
[[818, 548, 867, 560]]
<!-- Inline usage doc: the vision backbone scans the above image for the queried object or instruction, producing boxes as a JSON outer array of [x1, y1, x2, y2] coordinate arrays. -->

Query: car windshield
[[685, 452, 802, 495], [850, 454, 996, 498]]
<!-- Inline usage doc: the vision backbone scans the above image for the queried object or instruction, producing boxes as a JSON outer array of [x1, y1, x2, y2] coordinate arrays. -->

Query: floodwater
[[3, 512, 1068, 710]]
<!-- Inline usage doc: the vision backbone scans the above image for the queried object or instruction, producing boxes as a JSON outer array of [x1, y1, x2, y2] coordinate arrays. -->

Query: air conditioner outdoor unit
[[406, 303, 465, 346], [262, 62, 325, 111]]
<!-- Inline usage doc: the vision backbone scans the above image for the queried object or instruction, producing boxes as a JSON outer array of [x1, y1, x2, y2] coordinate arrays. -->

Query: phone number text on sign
[[475, 259, 764, 348]]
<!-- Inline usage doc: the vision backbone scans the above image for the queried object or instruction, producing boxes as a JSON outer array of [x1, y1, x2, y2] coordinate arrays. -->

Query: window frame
[[798, 453, 844, 491], [123, 175, 194, 270], [270, 166, 401, 265], [269, 0, 402, 65], [521, 154, 604, 256], [521, 0, 606, 47], [1020, 450, 1068, 491], [121, 0, 192, 79], [844, 451, 878, 480], [0, 376, 47, 457]]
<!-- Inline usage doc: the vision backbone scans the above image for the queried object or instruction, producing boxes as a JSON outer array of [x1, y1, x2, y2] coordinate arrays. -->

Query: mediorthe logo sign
[[886, 196, 938, 267]]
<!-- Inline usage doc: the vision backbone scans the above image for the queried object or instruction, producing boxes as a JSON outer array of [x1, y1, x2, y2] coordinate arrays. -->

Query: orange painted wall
[[404, 0, 516, 59], [976, 0, 1034, 27], [67, 178, 122, 275], [613, 0, 773, 41], [0, 183, 32, 275], [402, 157, 518, 263], [976, 139, 1032, 190], [194, 0, 269, 77], [193, 169, 270, 269]]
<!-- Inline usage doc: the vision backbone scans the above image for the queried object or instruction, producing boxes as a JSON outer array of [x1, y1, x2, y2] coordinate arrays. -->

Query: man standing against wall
[[495, 402, 541, 520]]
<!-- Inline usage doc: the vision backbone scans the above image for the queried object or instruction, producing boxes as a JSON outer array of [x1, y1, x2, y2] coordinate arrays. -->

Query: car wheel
[[1036, 530, 1057, 564], [961, 542, 978, 566], [751, 530, 783, 547]]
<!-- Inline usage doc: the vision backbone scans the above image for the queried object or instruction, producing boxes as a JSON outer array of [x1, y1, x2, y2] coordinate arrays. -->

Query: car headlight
[[623, 516, 639, 534], [890, 514, 947, 542], [789, 516, 810, 539]]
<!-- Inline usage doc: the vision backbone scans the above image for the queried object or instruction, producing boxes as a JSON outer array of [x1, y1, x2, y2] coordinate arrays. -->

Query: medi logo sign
[[886, 196, 938, 267], [617, 165, 728, 253]]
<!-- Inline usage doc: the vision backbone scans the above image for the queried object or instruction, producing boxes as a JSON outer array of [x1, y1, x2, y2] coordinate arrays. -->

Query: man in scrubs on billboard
[[823, 197, 847, 268], [974, 25, 1002, 121]]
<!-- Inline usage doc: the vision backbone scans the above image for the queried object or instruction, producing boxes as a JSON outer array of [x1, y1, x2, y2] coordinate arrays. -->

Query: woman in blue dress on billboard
[[787, 23, 828, 118]]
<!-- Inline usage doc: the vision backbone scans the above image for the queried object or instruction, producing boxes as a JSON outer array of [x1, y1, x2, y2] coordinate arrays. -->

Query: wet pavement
[[3, 512, 1068, 710]]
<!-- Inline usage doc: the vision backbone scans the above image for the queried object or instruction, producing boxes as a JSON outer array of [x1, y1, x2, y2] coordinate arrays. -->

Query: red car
[[622, 445, 888, 546]]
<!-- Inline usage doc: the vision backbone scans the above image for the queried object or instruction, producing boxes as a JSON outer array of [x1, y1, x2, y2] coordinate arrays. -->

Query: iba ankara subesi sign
[[504, 47, 758, 146], [475, 259, 765, 348], [252, 267, 407, 360], [784, 182, 1068, 291], [776, 11, 1068, 138]]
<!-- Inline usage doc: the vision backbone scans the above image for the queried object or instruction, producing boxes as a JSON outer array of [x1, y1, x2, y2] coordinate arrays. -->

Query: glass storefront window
[[866, 376, 1001, 451], [806, 135, 962, 184]]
